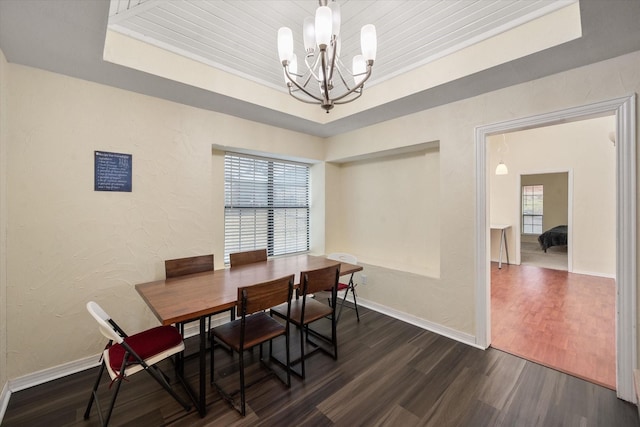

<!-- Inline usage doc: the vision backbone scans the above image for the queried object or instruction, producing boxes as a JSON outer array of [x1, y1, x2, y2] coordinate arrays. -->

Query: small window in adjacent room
[[224, 153, 310, 264], [522, 184, 543, 234]]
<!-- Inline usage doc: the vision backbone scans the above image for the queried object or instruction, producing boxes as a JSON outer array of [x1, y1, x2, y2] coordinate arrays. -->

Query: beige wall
[[488, 117, 616, 276], [520, 172, 568, 244], [328, 149, 440, 277], [324, 50, 638, 337], [1, 47, 639, 382], [1, 47, 8, 390]]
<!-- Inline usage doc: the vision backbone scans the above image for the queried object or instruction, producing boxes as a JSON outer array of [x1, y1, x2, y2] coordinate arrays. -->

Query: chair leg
[[300, 324, 306, 379], [210, 337, 215, 385], [332, 307, 338, 360], [84, 359, 106, 420], [285, 326, 291, 387], [336, 288, 348, 323], [350, 284, 360, 322], [144, 363, 192, 411], [239, 349, 246, 416], [103, 375, 124, 426]]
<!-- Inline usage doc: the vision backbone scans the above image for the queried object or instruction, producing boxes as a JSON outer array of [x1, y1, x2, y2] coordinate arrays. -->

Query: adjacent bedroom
[[520, 172, 568, 271], [488, 116, 617, 391]]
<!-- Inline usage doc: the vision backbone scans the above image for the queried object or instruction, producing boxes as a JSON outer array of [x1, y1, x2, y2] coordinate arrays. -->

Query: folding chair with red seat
[[326, 252, 360, 322], [84, 301, 191, 426]]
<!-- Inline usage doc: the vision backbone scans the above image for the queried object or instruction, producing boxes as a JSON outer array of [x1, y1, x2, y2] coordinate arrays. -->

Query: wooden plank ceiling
[[107, 0, 576, 92]]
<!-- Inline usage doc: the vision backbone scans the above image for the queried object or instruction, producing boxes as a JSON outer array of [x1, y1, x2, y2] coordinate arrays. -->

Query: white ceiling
[[1, 1, 640, 137], [106, 0, 575, 93]]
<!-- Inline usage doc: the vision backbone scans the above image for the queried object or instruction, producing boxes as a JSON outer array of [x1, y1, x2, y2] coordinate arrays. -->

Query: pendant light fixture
[[495, 161, 509, 175], [277, 0, 377, 113], [495, 134, 509, 175]]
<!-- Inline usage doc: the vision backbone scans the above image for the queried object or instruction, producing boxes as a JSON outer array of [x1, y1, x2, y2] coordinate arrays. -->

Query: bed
[[538, 225, 568, 252]]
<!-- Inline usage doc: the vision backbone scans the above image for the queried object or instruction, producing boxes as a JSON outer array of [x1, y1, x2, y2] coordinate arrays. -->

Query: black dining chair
[[229, 248, 268, 267], [210, 274, 294, 416], [271, 263, 340, 379], [165, 254, 216, 336]]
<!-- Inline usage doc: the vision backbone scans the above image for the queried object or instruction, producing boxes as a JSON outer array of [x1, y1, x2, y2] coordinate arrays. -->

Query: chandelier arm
[[330, 65, 373, 103], [284, 62, 314, 91], [284, 67, 324, 103], [333, 64, 353, 92], [327, 37, 338, 83], [299, 69, 314, 89], [304, 52, 322, 83], [334, 90, 363, 105], [289, 87, 325, 104]]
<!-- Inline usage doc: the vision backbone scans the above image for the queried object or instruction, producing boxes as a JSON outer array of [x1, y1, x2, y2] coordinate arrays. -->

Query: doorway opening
[[474, 95, 637, 402], [520, 172, 570, 272]]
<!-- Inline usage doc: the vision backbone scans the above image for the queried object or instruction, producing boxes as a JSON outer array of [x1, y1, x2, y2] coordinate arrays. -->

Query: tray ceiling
[[2, 0, 640, 136], [107, 0, 575, 93]]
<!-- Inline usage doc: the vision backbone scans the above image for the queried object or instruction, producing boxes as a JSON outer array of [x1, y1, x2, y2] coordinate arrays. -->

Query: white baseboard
[[571, 269, 616, 279], [0, 354, 100, 425], [0, 382, 10, 425], [354, 297, 482, 349], [9, 353, 101, 393]]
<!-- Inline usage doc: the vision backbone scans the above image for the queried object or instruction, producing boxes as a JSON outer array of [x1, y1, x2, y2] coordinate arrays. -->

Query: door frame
[[474, 95, 636, 402]]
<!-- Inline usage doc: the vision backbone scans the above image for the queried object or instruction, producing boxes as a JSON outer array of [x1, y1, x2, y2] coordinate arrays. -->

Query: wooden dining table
[[135, 254, 363, 417]]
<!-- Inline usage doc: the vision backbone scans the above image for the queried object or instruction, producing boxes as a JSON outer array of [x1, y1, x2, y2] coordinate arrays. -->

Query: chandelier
[[277, 0, 377, 113]]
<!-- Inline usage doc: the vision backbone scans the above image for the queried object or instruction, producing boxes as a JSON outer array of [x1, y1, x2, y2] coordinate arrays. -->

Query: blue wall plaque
[[94, 151, 132, 192]]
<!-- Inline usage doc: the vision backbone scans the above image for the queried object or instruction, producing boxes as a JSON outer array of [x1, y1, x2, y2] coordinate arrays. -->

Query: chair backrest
[[301, 264, 341, 296], [165, 254, 214, 278], [86, 301, 124, 344], [238, 274, 294, 316], [327, 252, 357, 265], [229, 249, 267, 268]]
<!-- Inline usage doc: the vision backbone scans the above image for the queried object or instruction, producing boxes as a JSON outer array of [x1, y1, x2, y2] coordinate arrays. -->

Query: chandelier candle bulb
[[303, 17, 315, 52], [361, 24, 377, 62], [353, 55, 366, 85], [289, 54, 298, 77], [315, 6, 332, 48], [277, 27, 294, 64], [329, 1, 341, 37]]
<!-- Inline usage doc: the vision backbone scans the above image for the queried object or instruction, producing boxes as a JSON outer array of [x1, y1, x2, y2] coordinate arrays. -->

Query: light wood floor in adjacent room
[[491, 262, 616, 390], [4, 302, 633, 426]]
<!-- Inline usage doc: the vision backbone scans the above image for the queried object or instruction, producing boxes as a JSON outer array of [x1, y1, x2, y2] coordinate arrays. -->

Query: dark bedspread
[[538, 225, 567, 252]]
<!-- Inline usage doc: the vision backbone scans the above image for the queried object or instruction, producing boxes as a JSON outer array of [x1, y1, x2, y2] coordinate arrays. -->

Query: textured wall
[[0, 45, 8, 391]]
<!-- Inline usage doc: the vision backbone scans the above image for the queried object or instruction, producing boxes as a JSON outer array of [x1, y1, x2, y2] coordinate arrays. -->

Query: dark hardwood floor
[[3, 303, 637, 426]]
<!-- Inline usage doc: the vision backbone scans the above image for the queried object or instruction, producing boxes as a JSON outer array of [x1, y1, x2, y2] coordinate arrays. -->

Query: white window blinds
[[224, 153, 310, 264], [522, 184, 544, 234]]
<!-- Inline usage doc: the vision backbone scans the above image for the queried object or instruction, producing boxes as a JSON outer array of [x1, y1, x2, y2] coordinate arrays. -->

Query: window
[[224, 153, 310, 264], [522, 185, 543, 234]]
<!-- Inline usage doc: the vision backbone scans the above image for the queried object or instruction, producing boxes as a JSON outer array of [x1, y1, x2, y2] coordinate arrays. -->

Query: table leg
[[174, 317, 207, 417], [504, 230, 510, 266], [498, 229, 504, 269], [198, 316, 206, 417]]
